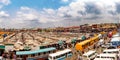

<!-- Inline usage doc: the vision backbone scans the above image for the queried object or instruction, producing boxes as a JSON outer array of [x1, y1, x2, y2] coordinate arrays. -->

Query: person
[[12, 53, 17, 60], [78, 55, 83, 60], [2, 53, 7, 60], [77, 55, 80, 60], [7, 53, 10, 59]]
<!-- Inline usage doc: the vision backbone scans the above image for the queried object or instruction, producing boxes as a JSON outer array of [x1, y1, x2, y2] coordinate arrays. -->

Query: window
[[96, 56, 100, 58], [48, 51, 51, 53], [67, 52, 72, 54], [28, 55, 31, 57], [113, 51, 118, 53], [61, 54, 65, 57], [20, 55, 22, 58], [88, 53, 94, 57], [54, 57, 56, 59], [56, 55, 61, 59], [43, 52, 46, 54], [38, 53, 41, 55], [67, 52, 72, 57], [18, 55, 22, 58], [31, 54, 35, 57], [103, 52, 106, 53], [83, 56, 87, 58], [101, 56, 105, 58], [108, 52, 112, 53], [48, 56, 52, 60], [41, 52, 43, 55]]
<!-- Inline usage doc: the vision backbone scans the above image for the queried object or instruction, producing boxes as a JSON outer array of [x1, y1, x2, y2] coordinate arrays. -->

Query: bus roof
[[49, 49, 71, 57], [112, 33, 120, 37], [77, 36, 98, 45], [94, 58, 113, 60], [77, 39, 91, 45], [97, 53, 117, 57], [83, 50, 96, 56], [16, 47, 56, 55], [103, 49, 119, 52], [111, 37, 120, 42], [99, 39, 104, 42]]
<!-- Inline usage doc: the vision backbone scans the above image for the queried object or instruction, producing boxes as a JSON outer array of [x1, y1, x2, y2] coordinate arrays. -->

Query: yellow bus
[[75, 35, 100, 52]]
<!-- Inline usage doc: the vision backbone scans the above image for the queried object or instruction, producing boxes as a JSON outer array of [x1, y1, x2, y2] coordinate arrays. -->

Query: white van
[[48, 49, 72, 60], [103, 49, 120, 57], [94, 58, 114, 60], [83, 50, 97, 60], [97, 39, 104, 46], [94, 54, 118, 60], [101, 43, 112, 48], [94, 58, 113, 60]]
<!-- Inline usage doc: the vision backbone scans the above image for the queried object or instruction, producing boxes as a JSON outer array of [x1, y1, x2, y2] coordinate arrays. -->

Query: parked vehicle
[[94, 54, 118, 60], [107, 45, 117, 49], [75, 35, 100, 52], [97, 39, 104, 46], [101, 43, 112, 48], [16, 47, 56, 60], [83, 50, 97, 60], [103, 49, 120, 57], [48, 49, 72, 60], [110, 37, 120, 47]]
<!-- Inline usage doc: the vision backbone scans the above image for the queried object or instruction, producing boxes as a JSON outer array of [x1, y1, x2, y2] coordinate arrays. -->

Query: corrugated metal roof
[[16, 47, 56, 55]]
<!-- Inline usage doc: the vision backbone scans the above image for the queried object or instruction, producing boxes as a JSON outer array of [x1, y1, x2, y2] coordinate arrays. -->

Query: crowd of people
[[2, 51, 16, 60]]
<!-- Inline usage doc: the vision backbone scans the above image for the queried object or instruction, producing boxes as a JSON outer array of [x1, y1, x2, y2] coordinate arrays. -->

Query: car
[[107, 45, 117, 49], [101, 43, 112, 48]]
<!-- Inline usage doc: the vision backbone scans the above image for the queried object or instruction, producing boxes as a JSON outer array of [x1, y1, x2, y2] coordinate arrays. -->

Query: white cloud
[[0, 11, 9, 17], [0, 0, 11, 5], [17, 12, 38, 21], [0, 11, 9, 27], [17, 7, 60, 23], [1, 0, 120, 28], [43, 8, 56, 15], [61, 0, 69, 2], [20, 7, 31, 11], [3, 7, 62, 28], [0, 0, 11, 9]]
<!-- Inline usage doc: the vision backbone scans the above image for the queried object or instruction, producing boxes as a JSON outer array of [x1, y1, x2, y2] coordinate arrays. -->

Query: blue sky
[[0, 0, 120, 28], [2, 0, 69, 11]]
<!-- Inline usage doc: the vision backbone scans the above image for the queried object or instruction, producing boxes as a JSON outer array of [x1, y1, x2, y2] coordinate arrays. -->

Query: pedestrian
[[2, 53, 7, 60], [78, 55, 82, 60], [77, 55, 80, 60], [12, 53, 17, 60]]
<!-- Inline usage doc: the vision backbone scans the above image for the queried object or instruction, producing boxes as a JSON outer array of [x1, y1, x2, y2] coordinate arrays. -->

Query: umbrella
[[71, 38, 77, 44], [58, 40, 63, 45], [81, 35, 86, 40]]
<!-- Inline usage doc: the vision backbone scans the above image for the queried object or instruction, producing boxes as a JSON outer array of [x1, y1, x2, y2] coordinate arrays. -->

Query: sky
[[0, 0, 120, 28]]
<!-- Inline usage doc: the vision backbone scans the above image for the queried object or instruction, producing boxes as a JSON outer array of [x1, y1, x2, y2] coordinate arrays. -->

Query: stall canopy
[[0, 45, 5, 49]]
